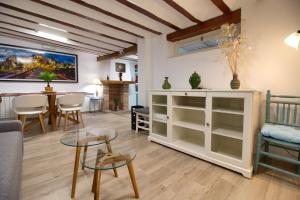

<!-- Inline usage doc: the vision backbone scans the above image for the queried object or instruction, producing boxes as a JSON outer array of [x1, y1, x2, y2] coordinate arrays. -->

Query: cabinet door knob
[[206, 123, 210, 127], [185, 92, 187, 96]]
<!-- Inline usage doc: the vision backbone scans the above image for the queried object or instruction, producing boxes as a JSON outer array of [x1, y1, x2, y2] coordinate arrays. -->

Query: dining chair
[[13, 95, 47, 134], [57, 94, 85, 131]]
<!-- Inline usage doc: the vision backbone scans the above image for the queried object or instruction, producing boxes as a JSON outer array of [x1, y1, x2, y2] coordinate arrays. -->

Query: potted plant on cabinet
[[218, 23, 250, 89], [39, 71, 57, 92]]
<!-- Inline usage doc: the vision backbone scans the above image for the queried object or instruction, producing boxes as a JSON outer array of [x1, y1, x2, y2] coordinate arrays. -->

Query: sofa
[[0, 120, 23, 200]]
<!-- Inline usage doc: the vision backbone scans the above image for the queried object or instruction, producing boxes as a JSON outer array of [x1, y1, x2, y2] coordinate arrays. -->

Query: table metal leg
[[71, 146, 81, 198]]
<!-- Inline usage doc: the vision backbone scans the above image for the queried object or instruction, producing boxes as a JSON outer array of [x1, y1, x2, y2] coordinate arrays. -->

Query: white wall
[[0, 36, 102, 112], [143, 0, 300, 117], [138, 37, 153, 106], [99, 58, 138, 108]]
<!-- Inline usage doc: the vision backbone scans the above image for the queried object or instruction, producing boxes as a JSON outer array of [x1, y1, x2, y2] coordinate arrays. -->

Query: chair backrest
[[265, 90, 300, 127], [58, 94, 85, 107], [13, 95, 47, 109]]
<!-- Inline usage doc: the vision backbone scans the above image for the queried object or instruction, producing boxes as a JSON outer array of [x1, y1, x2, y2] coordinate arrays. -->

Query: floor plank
[[21, 112, 300, 200]]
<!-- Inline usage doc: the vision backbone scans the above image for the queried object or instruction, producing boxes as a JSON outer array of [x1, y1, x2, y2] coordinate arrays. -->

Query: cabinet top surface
[[149, 89, 259, 93]]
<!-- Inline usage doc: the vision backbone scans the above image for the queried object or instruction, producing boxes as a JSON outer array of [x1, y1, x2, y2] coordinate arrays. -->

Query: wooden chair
[[254, 90, 300, 178], [57, 94, 85, 131], [13, 95, 47, 134]]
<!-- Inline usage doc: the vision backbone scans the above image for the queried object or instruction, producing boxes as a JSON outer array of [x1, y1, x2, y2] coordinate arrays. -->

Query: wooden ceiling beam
[[163, 0, 202, 24], [0, 26, 106, 55], [70, 0, 161, 35], [0, 11, 126, 49], [67, 39, 114, 53], [167, 9, 241, 42], [0, 20, 36, 31], [0, 29, 103, 55], [0, 2, 136, 45], [0, 20, 113, 53], [211, 0, 231, 14], [30, 0, 143, 38], [97, 45, 137, 61], [68, 31, 126, 49], [0, 11, 36, 24], [116, 0, 180, 30]]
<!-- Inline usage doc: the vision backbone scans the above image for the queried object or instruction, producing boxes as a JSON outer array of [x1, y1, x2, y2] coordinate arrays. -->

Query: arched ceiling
[[0, 0, 241, 59]]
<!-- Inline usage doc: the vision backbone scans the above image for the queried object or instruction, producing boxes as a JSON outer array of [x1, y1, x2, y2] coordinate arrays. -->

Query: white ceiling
[[0, 0, 241, 56]]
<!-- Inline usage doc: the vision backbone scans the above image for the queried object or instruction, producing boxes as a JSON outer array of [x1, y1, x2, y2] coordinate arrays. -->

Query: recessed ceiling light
[[39, 23, 68, 32], [37, 31, 68, 43]]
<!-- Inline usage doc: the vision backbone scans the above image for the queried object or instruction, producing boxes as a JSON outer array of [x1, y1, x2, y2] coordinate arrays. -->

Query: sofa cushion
[[0, 131, 23, 200], [261, 123, 300, 144]]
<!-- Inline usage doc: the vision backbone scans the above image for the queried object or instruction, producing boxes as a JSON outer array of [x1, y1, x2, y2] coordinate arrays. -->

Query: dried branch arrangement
[[218, 23, 248, 75]]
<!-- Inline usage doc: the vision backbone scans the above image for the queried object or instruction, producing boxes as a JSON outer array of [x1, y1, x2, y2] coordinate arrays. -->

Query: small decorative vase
[[44, 86, 53, 92], [162, 77, 171, 89], [189, 71, 201, 89], [230, 73, 240, 89]]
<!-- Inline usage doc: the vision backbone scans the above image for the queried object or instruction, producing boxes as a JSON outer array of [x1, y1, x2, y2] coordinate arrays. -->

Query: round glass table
[[60, 127, 118, 199], [81, 148, 138, 200], [60, 127, 117, 147]]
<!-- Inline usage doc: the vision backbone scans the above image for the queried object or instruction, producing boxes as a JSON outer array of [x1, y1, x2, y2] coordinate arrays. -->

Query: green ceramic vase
[[162, 77, 171, 89], [230, 73, 240, 89], [189, 71, 201, 89]]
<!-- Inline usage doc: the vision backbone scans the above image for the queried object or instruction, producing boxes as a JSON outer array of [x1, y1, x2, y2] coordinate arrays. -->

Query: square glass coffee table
[[60, 127, 118, 199]]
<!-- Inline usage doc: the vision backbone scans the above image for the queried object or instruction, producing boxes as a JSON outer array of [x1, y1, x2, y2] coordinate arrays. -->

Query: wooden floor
[[21, 112, 300, 200]]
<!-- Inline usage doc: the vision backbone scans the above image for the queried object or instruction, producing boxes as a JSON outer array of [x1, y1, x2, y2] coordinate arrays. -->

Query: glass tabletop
[[60, 127, 117, 147], [81, 147, 136, 170]]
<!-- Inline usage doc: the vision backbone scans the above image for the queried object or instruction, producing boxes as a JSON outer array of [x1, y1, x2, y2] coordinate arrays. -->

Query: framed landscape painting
[[0, 44, 78, 82]]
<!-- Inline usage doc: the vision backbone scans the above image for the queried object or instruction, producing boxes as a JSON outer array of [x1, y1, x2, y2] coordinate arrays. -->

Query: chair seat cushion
[[15, 107, 45, 115], [59, 105, 81, 111], [135, 107, 149, 114], [261, 123, 300, 143]]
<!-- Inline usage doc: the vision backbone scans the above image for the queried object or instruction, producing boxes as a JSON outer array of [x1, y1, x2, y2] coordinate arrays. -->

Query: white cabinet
[[149, 89, 260, 178]]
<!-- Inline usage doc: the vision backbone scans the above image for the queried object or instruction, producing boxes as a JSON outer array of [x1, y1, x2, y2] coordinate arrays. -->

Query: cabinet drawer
[[172, 91, 206, 97]]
